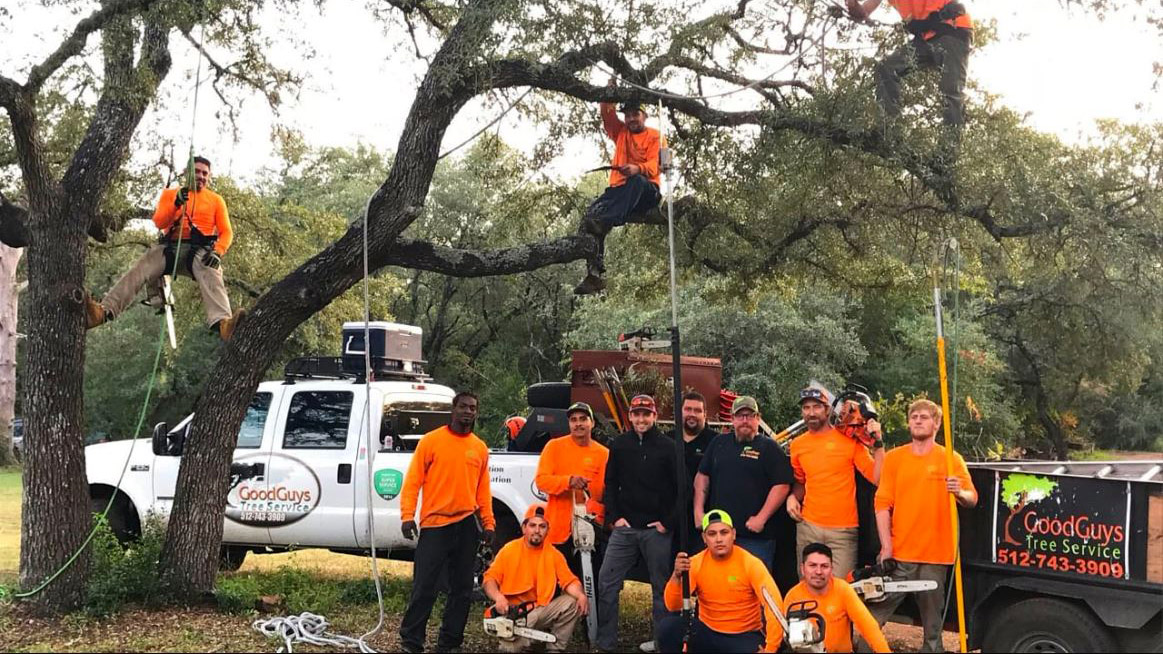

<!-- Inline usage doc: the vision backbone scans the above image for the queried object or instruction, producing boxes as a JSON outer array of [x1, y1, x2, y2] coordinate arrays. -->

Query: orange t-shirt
[[153, 187, 233, 254], [875, 443, 974, 564], [483, 539, 579, 608], [783, 578, 890, 653], [889, 0, 972, 39], [600, 104, 661, 188], [790, 428, 877, 528], [400, 426, 495, 530], [534, 436, 609, 545], [664, 547, 785, 652]]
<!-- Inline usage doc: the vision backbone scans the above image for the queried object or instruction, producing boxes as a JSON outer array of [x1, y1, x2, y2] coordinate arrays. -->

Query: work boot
[[573, 274, 607, 295], [214, 308, 247, 342], [84, 295, 108, 330]]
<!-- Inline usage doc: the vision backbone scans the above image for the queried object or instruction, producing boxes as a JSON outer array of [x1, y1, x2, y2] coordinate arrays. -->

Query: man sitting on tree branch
[[574, 79, 662, 295], [85, 156, 244, 341]]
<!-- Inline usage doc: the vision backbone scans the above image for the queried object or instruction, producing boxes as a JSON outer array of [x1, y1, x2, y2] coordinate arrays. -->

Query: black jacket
[[602, 426, 680, 530]]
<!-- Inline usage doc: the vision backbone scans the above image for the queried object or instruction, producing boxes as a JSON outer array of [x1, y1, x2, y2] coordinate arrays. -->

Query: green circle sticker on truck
[[374, 469, 404, 501]]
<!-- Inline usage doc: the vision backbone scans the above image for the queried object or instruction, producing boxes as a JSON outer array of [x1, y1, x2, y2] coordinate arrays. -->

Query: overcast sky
[[4, 0, 1161, 185]]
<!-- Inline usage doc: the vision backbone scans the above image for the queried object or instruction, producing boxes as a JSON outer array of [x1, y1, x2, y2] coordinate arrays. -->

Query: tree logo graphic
[[1001, 474, 1058, 545]]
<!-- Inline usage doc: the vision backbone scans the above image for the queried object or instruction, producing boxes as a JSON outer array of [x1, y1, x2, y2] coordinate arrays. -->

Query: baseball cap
[[799, 383, 833, 407], [524, 502, 548, 524], [566, 401, 595, 420], [629, 395, 657, 414], [619, 101, 645, 114], [731, 396, 759, 415], [701, 509, 734, 531]]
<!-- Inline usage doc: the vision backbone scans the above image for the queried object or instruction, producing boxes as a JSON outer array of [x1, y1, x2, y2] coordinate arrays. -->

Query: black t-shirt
[[669, 426, 719, 487], [698, 432, 794, 539]]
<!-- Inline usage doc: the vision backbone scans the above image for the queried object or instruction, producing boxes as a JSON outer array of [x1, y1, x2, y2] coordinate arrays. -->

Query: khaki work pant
[[861, 562, 949, 653], [101, 244, 231, 327], [496, 595, 581, 653], [796, 520, 860, 579]]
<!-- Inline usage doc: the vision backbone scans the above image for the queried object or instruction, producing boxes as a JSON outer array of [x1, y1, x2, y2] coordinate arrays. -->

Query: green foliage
[[84, 515, 167, 616]]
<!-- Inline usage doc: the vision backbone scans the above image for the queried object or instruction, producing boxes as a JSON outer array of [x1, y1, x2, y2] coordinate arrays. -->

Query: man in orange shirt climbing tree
[[85, 156, 244, 340], [846, 1, 972, 147], [864, 398, 976, 652], [399, 391, 496, 654], [482, 503, 589, 652], [574, 79, 662, 295], [783, 542, 890, 653]]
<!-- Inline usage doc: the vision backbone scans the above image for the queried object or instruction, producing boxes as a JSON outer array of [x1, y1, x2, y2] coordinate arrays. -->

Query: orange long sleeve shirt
[[783, 578, 890, 653], [600, 104, 661, 188], [482, 539, 579, 608], [875, 443, 974, 564], [790, 428, 877, 528], [400, 426, 495, 530], [153, 187, 233, 255], [534, 436, 609, 545], [664, 547, 785, 652]]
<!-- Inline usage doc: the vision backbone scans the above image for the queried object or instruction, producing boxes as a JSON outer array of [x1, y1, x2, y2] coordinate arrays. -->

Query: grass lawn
[[0, 468, 20, 584]]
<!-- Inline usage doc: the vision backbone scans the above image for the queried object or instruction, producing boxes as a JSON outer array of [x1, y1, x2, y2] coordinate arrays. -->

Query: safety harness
[[904, 1, 969, 42], [163, 219, 218, 277]]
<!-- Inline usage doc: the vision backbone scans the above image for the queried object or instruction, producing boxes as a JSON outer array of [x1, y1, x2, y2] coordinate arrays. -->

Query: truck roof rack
[[283, 356, 431, 384]]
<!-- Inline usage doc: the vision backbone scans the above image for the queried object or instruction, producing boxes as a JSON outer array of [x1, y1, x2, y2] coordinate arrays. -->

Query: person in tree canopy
[[847, 1, 972, 141], [574, 79, 662, 295], [84, 156, 245, 340]]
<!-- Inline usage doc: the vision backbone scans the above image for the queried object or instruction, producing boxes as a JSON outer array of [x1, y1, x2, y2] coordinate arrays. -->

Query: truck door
[[152, 390, 279, 546], [266, 386, 361, 548]]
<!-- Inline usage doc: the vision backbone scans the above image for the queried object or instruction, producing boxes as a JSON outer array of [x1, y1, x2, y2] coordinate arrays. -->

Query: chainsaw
[[761, 588, 827, 653], [832, 384, 880, 447], [848, 559, 939, 603], [572, 492, 599, 644], [482, 600, 558, 644]]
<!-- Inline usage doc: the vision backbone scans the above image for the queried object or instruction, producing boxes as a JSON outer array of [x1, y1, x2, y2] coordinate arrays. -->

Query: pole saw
[[659, 99, 693, 645], [571, 491, 599, 644]]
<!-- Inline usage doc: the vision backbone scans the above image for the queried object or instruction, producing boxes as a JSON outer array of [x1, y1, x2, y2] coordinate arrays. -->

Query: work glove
[[174, 186, 190, 209], [202, 250, 222, 270], [482, 529, 496, 548], [402, 520, 418, 540]]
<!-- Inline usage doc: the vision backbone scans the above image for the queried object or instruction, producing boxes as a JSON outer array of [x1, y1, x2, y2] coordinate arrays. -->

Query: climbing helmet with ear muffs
[[831, 385, 880, 447]]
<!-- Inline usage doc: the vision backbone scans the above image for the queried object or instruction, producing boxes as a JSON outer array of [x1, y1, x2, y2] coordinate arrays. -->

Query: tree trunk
[[1033, 385, 1068, 460], [0, 243, 23, 467], [20, 191, 93, 613], [1002, 493, 1027, 545]]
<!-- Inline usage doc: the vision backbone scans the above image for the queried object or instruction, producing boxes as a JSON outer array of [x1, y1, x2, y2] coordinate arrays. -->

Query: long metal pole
[[660, 101, 692, 624], [933, 266, 968, 653]]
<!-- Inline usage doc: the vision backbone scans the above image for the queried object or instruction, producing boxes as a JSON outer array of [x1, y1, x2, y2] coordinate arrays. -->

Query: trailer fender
[[976, 575, 1161, 631]]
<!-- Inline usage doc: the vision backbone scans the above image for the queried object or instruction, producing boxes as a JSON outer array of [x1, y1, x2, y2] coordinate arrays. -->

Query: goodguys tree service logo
[[225, 453, 322, 526], [994, 472, 1128, 579]]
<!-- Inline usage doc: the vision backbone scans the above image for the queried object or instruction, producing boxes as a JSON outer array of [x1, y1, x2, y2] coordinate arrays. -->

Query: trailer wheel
[[526, 382, 571, 409], [983, 597, 1117, 653]]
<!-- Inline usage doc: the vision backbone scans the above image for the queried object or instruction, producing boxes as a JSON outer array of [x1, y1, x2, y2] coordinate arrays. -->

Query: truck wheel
[[91, 490, 140, 545], [526, 382, 571, 410], [982, 597, 1117, 653], [219, 546, 249, 572]]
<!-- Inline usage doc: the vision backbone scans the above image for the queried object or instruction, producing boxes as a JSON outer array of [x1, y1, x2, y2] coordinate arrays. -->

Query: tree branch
[[380, 234, 595, 277], [24, 0, 161, 93]]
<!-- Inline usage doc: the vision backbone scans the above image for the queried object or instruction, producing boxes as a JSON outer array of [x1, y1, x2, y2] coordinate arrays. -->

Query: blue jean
[[658, 613, 764, 653], [735, 537, 776, 572], [596, 526, 673, 651]]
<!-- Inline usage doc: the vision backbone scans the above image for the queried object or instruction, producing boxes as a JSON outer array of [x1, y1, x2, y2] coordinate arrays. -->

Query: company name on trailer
[[1023, 512, 1124, 548]]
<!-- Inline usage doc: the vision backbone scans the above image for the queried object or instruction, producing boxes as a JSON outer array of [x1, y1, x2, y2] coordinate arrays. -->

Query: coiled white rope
[[252, 612, 377, 653]]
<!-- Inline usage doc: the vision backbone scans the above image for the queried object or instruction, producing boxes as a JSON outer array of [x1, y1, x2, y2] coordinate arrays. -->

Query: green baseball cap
[[702, 509, 734, 531], [731, 396, 759, 415], [567, 401, 594, 420]]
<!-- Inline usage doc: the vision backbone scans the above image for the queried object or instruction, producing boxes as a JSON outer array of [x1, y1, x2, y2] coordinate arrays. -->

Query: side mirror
[[151, 422, 169, 456]]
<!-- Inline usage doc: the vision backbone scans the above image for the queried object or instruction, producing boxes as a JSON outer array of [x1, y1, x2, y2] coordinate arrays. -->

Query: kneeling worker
[[483, 503, 589, 652], [659, 510, 785, 653], [783, 543, 890, 653], [85, 156, 243, 340]]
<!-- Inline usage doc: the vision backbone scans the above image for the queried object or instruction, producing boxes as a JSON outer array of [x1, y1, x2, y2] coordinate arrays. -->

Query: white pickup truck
[[84, 354, 546, 570]]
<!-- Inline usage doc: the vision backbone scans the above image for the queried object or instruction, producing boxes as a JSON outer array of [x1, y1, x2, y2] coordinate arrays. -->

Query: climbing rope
[[10, 20, 210, 602], [253, 613, 376, 654], [438, 88, 534, 160]]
